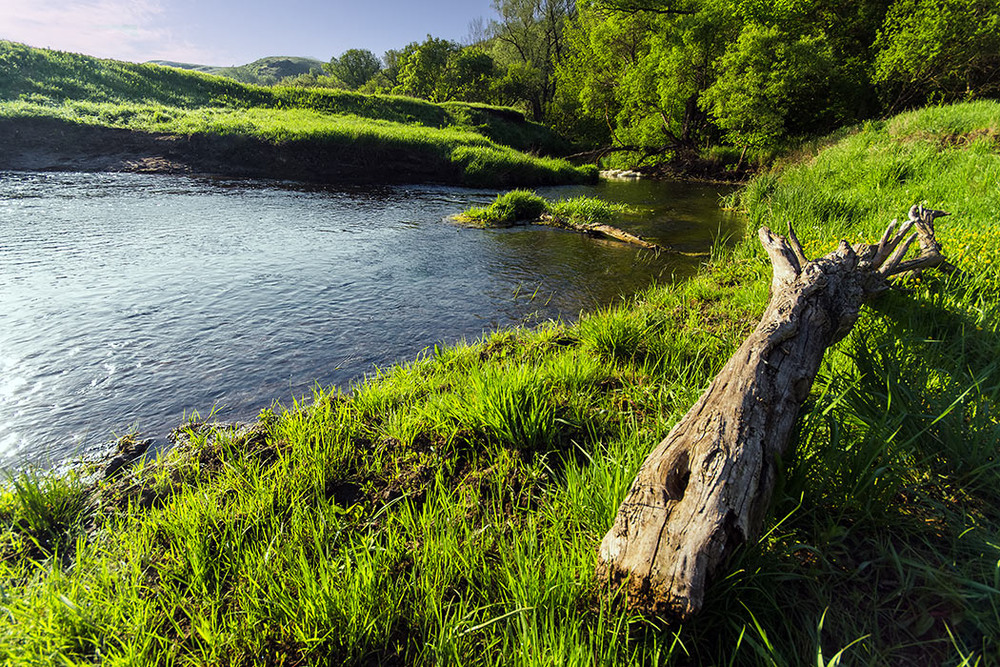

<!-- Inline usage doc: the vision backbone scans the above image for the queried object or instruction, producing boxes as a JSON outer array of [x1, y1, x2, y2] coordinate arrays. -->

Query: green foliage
[[701, 24, 839, 150], [461, 189, 549, 225], [487, 0, 577, 119], [393, 40, 500, 105], [324, 48, 383, 90], [546, 0, 1000, 162], [395, 36, 462, 100], [872, 0, 1000, 111], [460, 190, 621, 226], [277, 71, 348, 90], [437, 48, 497, 103], [0, 41, 591, 186]]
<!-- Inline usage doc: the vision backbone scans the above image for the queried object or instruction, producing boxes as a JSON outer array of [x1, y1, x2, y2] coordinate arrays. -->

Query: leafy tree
[[552, 1, 736, 159], [324, 49, 383, 90], [700, 23, 839, 153], [394, 36, 462, 99], [391, 38, 499, 103], [554, 0, 889, 163], [873, 0, 1000, 110], [488, 0, 577, 119], [381, 42, 421, 88], [492, 60, 544, 108], [438, 48, 498, 102]]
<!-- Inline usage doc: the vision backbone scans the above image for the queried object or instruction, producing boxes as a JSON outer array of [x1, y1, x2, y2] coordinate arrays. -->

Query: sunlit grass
[[460, 189, 629, 226], [0, 94, 998, 663], [0, 40, 593, 187]]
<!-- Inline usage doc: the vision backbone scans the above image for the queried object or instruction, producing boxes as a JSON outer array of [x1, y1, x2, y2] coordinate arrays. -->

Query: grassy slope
[[0, 41, 585, 186], [1, 101, 999, 664], [147, 56, 327, 84]]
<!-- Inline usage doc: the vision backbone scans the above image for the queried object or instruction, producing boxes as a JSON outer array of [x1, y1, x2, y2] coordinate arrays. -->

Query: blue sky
[[0, 0, 497, 65]]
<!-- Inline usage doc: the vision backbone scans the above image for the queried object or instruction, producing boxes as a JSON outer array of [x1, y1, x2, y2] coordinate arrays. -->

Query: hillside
[[148, 56, 326, 85], [0, 41, 586, 186], [0, 100, 997, 664]]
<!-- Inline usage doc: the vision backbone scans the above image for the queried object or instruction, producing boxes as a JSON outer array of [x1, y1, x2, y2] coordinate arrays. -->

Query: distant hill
[[145, 60, 219, 73], [148, 56, 325, 85]]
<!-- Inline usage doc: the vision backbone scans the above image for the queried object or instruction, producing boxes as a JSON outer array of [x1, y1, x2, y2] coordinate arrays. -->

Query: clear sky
[[0, 0, 498, 66]]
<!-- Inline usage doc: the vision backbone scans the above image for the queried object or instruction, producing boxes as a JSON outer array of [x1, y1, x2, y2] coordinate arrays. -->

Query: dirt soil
[[0, 117, 457, 184]]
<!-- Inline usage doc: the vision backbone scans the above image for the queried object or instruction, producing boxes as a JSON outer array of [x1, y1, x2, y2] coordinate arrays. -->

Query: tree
[[488, 0, 577, 119], [394, 36, 462, 100], [438, 48, 497, 103], [700, 24, 838, 153], [873, 0, 1000, 111], [553, 0, 893, 163], [324, 49, 382, 90], [551, 0, 736, 161]]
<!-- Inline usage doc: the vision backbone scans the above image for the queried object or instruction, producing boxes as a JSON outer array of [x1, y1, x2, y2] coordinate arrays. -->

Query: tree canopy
[[319, 0, 1000, 166], [324, 49, 382, 90]]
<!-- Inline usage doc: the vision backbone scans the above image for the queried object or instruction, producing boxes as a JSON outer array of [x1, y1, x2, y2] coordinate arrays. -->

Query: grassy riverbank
[[2, 100, 999, 664], [0, 42, 591, 186]]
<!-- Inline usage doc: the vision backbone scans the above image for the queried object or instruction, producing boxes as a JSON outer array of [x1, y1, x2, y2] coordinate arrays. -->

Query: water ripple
[[0, 171, 739, 468]]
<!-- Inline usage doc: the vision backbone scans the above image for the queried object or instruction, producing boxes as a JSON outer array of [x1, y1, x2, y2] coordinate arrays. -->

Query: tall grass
[[0, 100, 998, 664], [0, 41, 593, 186], [460, 190, 627, 226]]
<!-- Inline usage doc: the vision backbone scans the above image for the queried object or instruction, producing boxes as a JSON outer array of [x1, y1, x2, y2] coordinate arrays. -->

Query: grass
[[0, 41, 592, 186], [460, 189, 630, 227], [0, 100, 999, 664]]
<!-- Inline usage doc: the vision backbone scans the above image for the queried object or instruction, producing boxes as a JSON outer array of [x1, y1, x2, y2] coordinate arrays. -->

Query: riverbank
[[1, 103, 998, 664], [0, 115, 592, 186], [0, 42, 594, 187]]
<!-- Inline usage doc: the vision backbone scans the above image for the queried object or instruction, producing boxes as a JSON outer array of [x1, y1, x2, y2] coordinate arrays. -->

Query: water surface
[[0, 172, 738, 466]]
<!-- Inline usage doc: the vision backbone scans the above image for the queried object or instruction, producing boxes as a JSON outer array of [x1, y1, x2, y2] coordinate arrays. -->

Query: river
[[0, 171, 738, 467]]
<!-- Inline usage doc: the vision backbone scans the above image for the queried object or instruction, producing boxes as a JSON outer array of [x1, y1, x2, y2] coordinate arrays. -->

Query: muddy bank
[[0, 117, 463, 185]]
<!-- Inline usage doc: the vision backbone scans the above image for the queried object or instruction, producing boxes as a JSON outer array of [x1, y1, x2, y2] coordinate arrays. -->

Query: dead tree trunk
[[597, 205, 951, 620], [541, 214, 666, 252]]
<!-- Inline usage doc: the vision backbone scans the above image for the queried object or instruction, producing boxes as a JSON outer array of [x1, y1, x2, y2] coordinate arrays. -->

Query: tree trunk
[[596, 206, 951, 620]]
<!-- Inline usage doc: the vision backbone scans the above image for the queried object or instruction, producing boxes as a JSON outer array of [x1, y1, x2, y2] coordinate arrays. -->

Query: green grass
[[1, 100, 999, 664], [0, 41, 591, 186], [549, 196, 630, 224], [460, 190, 628, 226]]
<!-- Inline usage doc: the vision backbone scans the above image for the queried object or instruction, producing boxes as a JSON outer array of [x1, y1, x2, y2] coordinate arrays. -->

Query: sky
[[0, 0, 498, 66]]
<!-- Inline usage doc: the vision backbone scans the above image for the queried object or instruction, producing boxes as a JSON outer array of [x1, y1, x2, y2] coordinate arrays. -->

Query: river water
[[0, 172, 738, 467]]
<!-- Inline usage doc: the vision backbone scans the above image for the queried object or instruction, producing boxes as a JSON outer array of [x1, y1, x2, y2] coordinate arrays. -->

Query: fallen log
[[597, 205, 951, 620], [541, 214, 667, 252]]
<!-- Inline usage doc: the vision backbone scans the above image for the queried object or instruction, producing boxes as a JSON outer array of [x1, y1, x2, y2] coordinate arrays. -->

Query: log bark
[[597, 205, 950, 620], [542, 214, 667, 252]]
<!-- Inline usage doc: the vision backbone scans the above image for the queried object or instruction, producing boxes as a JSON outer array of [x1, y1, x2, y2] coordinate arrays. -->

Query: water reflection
[[0, 171, 739, 467]]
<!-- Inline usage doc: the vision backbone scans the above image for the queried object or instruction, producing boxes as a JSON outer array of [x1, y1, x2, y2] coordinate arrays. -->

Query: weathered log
[[542, 214, 667, 252], [596, 205, 950, 620]]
